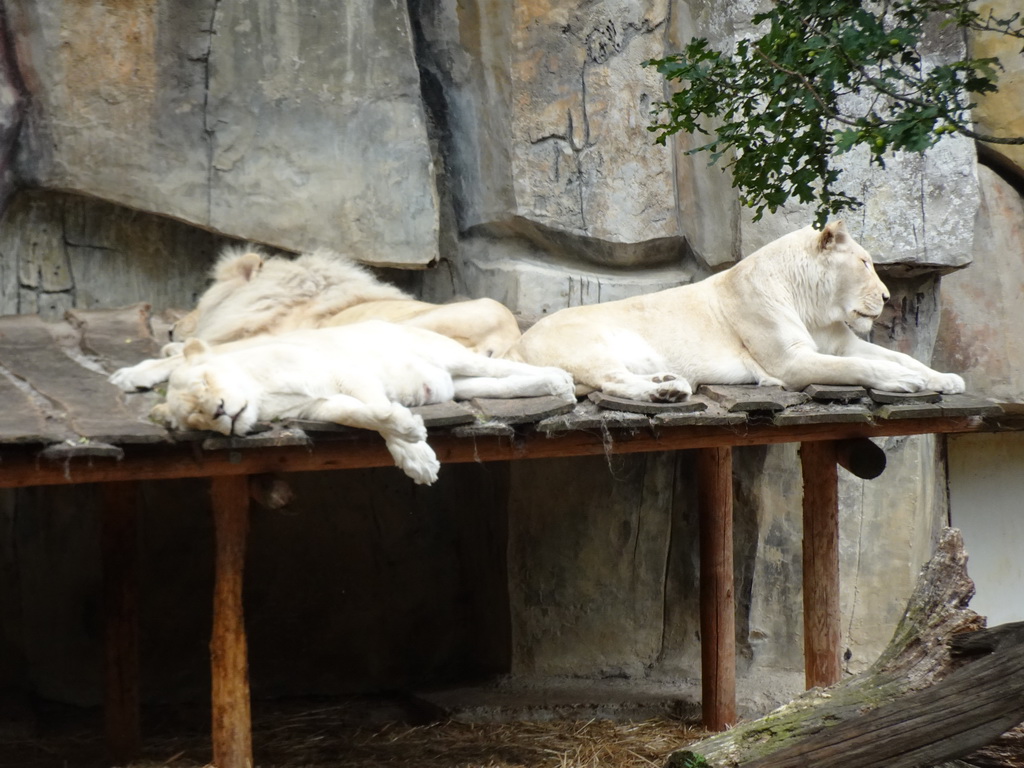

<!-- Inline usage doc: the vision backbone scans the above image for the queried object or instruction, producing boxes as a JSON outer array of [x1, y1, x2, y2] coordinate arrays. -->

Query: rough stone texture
[[8, 0, 438, 266], [415, 0, 684, 268], [969, 1, 1024, 178], [934, 165, 1024, 402], [0, 9, 22, 220], [0, 189, 232, 320], [507, 453, 675, 679], [448, 234, 706, 325]]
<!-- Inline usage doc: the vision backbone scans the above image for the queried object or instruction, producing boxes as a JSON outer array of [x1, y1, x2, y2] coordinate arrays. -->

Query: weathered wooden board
[[413, 401, 478, 427], [652, 402, 747, 427], [874, 402, 944, 420], [0, 316, 167, 444], [38, 441, 125, 460], [868, 388, 942, 404], [0, 366, 68, 443], [469, 395, 576, 425], [588, 390, 708, 415], [804, 384, 867, 403], [774, 403, 873, 427], [66, 304, 162, 371], [202, 427, 311, 452], [938, 394, 1002, 419], [699, 384, 809, 412], [537, 401, 651, 433]]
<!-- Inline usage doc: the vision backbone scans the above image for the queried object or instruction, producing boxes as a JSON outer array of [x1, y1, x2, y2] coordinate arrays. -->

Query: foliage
[[645, 0, 1024, 227]]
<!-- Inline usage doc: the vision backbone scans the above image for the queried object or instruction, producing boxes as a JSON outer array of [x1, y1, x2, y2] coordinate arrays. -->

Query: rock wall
[[0, 0, 1020, 713]]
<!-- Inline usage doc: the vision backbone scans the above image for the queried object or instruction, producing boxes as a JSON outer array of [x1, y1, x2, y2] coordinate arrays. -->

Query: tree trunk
[[667, 528, 1024, 768]]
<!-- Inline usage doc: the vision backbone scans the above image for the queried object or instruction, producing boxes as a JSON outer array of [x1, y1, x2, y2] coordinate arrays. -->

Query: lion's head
[[151, 339, 260, 435], [172, 247, 410, 344], [799, 221, 890, 336]]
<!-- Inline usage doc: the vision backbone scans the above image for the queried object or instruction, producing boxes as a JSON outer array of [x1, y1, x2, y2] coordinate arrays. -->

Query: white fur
[[511, 222, 965, 400], [116, 322, 574, 485], [172, 246, 522, 358]]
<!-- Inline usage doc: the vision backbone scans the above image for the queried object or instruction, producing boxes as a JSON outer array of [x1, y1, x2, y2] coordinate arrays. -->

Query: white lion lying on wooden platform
[[111, 322, 574, 485], [510, 221, 965, 400], [172, 246, 521, 358]]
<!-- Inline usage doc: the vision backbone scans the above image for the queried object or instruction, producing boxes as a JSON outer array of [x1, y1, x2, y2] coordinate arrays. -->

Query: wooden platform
[[0, 306, 1009, 766]]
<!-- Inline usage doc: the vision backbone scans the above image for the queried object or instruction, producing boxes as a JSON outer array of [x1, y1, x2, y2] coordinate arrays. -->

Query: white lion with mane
[[510, 221, 965, 400], [172, 246, 522, 358], [117, 322, 574, 485]]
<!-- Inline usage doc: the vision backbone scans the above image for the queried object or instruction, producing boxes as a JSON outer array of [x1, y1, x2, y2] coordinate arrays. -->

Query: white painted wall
[[947, 433, 1024, 626]]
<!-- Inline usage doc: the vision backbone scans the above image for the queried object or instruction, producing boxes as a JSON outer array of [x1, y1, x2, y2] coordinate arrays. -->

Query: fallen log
[[667, 528, 1024, 768]]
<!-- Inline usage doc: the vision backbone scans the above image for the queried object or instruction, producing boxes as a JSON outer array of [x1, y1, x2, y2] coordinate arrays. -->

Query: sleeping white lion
[[510, 221, 965, 400], [171, 246, 522, 358], [113, 322, 574, 485]]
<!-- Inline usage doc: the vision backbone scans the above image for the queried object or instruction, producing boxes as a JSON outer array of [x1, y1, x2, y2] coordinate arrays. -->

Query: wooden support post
[[210, 475, 253, 768], [100, 481, 142, 765], [800, 441, 842, 689], [697, 446, 737, 731]]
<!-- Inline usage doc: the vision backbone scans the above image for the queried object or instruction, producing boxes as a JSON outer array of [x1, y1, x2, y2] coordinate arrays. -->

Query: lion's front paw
[[927, 372, 966, 395], [872, 362, 927, 393], [109, 360, 170, 392], [386, 439, 440, 485], [650, 374, 693, 403]]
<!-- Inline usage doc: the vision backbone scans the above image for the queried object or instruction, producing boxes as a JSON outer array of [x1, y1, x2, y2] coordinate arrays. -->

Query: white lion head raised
[[816, 221, 890, 336], [172, 246, 409, 344], [768, 221, 890, 337]]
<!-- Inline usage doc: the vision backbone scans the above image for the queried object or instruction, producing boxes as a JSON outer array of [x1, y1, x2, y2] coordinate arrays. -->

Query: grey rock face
[[415, 0, 684, 268], [9, 0, 438, 266]]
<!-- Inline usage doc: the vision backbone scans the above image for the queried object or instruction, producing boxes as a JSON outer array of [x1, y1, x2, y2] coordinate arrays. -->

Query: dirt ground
[[0, 696, 707, 768]]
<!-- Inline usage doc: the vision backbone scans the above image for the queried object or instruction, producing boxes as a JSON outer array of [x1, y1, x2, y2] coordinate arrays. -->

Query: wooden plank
[[0, 315, 167, 443], [835, 438, 886, 480], [66, 304, 162, 370], [201, 426, 311, 452], [0, 368, 67, 443], [588, 390, 707, 415], [653, 401, 746, 427], [804, 384, 867, 403], [209, 475, 253, 768], [99, 481, 141, 766], [773, 403, 873, 427], [412, 401, 478, 427], [0, 414, 991, 489], [938, 394, 1002, 419], [873, 402, 944, 420], [699, 384, 809, 412], [697, 446, 737, 731], [536, 400, 651, 433], [469, 395, 576, 425], [39, 441, 125, 460], [800, 441, 842, 689], [868, 388, 941, 404]]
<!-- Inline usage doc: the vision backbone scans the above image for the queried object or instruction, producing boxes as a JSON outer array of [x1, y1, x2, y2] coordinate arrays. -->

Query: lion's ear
[[818, 220, 848, 251], [213, 249, 264, 283], [182, 338, 210, 362]]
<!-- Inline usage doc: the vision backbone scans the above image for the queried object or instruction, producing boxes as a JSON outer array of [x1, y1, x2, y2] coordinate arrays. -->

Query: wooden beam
[[800, 441, 842, 689], [0, 415, 989, 489], [210, 476, 253, 768], [99, 481, 141, 765], [834, 437, 886, 480], [697, 446, 737, 730]]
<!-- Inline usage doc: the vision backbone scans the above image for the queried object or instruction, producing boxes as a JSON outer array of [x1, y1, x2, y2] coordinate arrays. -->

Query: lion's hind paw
[[386, 438, 440, 485]]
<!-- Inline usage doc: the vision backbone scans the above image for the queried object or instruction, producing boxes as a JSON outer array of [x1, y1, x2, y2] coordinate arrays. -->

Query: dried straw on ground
[[1, 699, 706, 768]]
